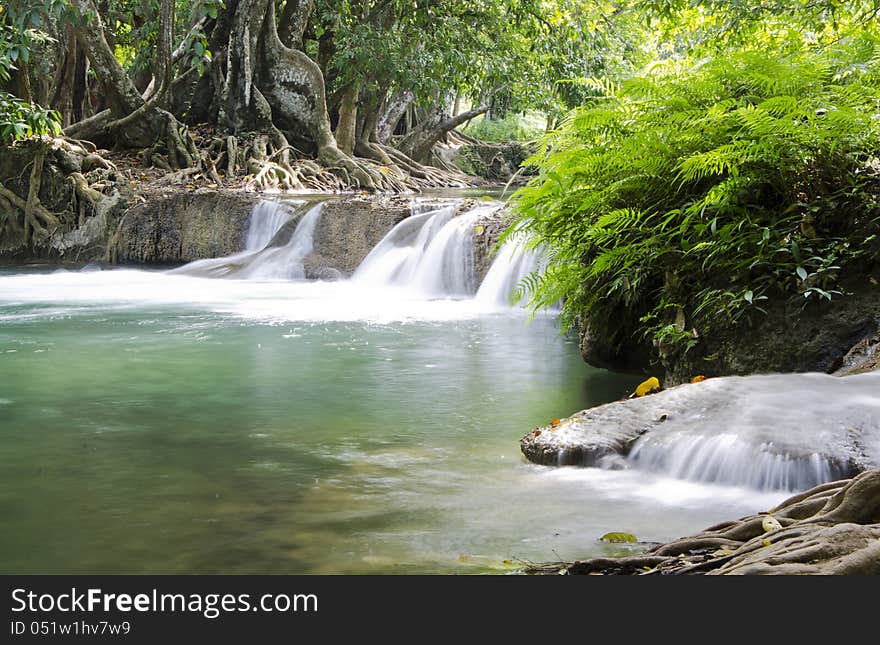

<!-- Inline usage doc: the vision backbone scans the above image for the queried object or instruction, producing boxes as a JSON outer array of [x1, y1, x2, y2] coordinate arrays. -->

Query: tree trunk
[[334, 84, 358, 156], [396, 104, 488, 165], [278, 0, 314, 50], [73, 46, 89, 122], [50, 28, 79, 127], [67, 0, 195, 166], [376, 89, 413, 144]]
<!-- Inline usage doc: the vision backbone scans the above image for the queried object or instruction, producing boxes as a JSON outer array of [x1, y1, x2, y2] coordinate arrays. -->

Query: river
[[0, 196, 789, 573]]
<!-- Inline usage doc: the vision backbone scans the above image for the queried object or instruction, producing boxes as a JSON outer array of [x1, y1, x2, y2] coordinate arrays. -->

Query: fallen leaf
[[633, 377, 661, 397], [690, 375, 706, 383], [762, 515, 782, 533], [550, 418, 562, 427], [600, 531, 638, 544]]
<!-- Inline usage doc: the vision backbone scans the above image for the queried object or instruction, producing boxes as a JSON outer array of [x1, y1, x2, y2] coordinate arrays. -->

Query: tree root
[[0, 181, 61, 242], [528, 469, 880, 575]]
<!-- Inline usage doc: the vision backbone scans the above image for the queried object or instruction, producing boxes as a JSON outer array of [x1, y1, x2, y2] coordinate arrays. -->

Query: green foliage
[[462, 112, 545, 142], [510, 41, 880, 355], [0, 1, 67, 142], [0, 90, 61, 142]]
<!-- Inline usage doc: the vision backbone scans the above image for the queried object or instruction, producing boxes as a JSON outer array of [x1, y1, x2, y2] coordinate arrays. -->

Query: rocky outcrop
[[521, 371, 880, 489], [309, 196, 412, 275], [530, 470, 880, 575], [471, 204, 513, 286], [580, 273, 880, 384], [833, 331, 880, 376], [110, 190, 260, 264], [0, 139, 130, 264]]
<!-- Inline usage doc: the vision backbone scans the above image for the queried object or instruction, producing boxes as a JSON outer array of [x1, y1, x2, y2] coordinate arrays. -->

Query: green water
[[0, 268, 784, 573]]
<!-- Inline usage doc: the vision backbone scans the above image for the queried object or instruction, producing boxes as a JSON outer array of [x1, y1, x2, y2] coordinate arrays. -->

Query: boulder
[[521, 371, 880, 490], [111, 190, 260, 264]]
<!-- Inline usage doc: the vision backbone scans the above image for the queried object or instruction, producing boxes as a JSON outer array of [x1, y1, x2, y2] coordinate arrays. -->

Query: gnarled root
[[528, 470, 880, 575]]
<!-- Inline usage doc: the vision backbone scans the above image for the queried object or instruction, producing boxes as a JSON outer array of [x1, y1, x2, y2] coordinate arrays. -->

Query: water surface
[[0, 267, 788, 574]]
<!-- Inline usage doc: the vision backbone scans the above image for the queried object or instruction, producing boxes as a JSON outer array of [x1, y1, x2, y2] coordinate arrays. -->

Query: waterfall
[[171, 196, 548, 310], [353, 202, 501, 298], [626, 433, 849, 491], [234, 204, 322, 280], [474, 235, 546, 309], [245, 200, 297, 251], [171, 201, 322, 280], [617, 372, 880, 491]]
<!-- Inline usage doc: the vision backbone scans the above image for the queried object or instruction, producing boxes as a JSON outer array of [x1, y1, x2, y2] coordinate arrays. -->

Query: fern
[[508, 40, 880, 356]]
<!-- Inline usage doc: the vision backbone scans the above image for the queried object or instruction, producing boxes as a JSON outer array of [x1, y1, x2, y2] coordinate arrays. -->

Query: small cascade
[[353, 202, 501, 297], [234, 203, 322, 280], [171, 201, 323, 280], [626, 433, 850, 491], [245, 200, 297, 251], [614, 372, 880, 491], [475, 236, 545, 309]]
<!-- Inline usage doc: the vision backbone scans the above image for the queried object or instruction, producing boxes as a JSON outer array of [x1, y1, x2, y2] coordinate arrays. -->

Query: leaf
[[633, 376, 661, 397], [762, 515, 782, 533], [796, 266, 808, 281], [690, 375, 706, 383], [600, 532, 638, 543]]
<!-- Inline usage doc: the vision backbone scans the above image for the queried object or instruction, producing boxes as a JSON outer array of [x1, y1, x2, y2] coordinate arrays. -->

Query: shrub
[[510, 42, 880, 357]]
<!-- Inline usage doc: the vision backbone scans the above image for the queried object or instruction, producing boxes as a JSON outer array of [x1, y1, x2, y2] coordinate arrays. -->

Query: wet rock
[[311, 196, 412, 275], [834, 331, 880, 376], [470, 204, 513, 286], [581, 274, 880, 384], [521, 372, 880, 490], [111, 190, 260, 264], [303, 253, 345, 281]]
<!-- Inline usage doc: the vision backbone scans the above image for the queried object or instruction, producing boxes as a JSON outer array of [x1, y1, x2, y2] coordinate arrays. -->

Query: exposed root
[[528, 470, 880, 575], [0, 180, 61, 242]]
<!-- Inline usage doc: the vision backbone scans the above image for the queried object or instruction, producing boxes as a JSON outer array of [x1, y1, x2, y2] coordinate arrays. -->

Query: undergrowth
[[509, 41, 880, 358]]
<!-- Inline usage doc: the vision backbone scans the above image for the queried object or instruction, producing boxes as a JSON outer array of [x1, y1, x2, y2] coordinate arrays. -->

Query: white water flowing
[[245, 199, 297, 251], [619, 372, 880, 491], [170, 201, 322, 280], [2, 195, 877, 499], [354, 202, 502, 298], [475, 237, 546, 309]]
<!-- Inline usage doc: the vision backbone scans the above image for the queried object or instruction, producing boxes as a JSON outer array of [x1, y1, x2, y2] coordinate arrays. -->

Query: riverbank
[[526, 469, 880, 575]]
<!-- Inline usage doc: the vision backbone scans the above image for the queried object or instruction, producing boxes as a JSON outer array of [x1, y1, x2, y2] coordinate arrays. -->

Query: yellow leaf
[[690, 375, 706, 383], [600, 531, 638, 543], [634, 377, 661, 397], [762, 515, 782, 533], [474, 225, 485, 235]]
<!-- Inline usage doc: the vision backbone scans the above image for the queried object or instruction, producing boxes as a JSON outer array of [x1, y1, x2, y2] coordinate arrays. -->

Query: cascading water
[[354, 202, 502, 298], [474, 234, 546, 309], [171, 201, 323, 280], [245, 199, 298, 251], [620, 372, 880, 491]]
